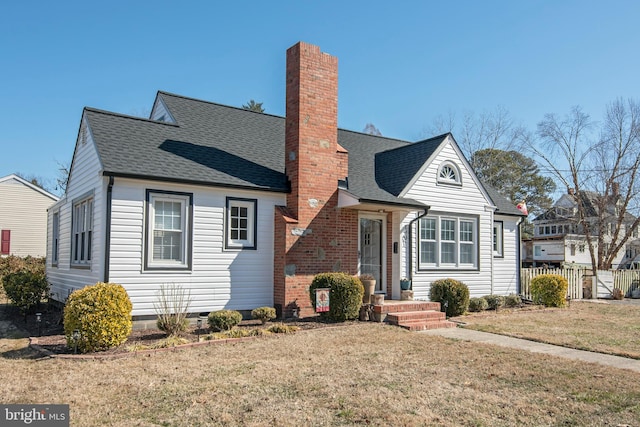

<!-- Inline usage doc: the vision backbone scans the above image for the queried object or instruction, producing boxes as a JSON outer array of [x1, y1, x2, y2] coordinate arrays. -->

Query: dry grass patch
[[458, 301, 640, 359], [1, 323, 639, 426]]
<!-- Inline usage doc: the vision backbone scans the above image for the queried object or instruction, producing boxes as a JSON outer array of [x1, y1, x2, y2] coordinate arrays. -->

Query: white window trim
[[418, 214, 478, 270], [225, 197, 257, 250], [493, 221, 504, 258], [145, 190, 192, 270], [71, 194, 93, 268], [437, 162, 462, 186]]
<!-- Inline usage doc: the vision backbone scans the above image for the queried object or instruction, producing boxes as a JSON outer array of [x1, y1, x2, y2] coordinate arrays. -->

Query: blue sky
[[1, 1, 638, 192]]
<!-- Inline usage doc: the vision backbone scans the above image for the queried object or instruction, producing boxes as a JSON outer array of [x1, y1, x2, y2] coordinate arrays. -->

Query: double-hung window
[[418, 214, 478, 269], [493, 221, 504, 258], [71, 195, 93, 267], [145, 190, 192, 270], [225, 197, 257, 249], [52, 211, 60, 266]]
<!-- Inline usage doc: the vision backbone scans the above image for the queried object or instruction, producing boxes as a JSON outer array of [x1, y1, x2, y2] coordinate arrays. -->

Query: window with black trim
[[226, 197, 257, 249], [437, 162, 462, 185], [52, 211, 60, 266], [493, 221, 504, 257], [71, 196, 93, 267], [145, 190, 192, 270], [418, 214, 477, 269]]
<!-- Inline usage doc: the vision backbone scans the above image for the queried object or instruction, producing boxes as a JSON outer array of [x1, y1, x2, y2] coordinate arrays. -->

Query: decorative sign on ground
[[315, 288, 330, 313]]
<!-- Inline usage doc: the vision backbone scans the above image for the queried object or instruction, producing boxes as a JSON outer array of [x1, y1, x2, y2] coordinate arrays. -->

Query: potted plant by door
[[400, 278, 412, 290], [359, 274, 376, 304]]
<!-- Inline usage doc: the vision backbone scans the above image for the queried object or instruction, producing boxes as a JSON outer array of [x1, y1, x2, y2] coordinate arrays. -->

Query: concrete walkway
[[422, 327, 640, 373]]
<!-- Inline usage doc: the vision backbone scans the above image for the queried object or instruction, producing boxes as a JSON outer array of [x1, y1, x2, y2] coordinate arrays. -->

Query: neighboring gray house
[[47, 42, 525, 317], [0, 174, 58, 257]]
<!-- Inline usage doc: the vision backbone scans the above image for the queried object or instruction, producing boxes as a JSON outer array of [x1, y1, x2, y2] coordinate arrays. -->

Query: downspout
[[103, 176, 114, 283], [407, 208, 429, 281]]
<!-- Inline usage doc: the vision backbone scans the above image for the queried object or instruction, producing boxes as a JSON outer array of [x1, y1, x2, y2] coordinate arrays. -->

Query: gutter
[[407, 207, 430, 281], [104, 176, 114, 282]]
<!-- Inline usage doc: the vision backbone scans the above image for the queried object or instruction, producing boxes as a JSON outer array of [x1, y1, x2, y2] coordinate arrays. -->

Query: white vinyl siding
[[401, 136, 495, 298], [107, 178, 284, 316], [46, 116, 104, 301], [492, 216, 520, 295]]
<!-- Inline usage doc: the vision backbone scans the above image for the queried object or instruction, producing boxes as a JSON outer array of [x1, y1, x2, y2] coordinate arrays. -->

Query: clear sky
[[1, 0, 638, 193]]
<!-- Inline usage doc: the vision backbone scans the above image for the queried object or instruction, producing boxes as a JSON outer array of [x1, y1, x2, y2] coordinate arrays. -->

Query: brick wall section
[[274, 42, 358, 317]]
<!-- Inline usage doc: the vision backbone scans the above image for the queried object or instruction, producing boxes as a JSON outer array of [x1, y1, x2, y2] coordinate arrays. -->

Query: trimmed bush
[[251, 306, 277, 324], [429, 278, 470, 317], [63, 282, 133, 353], [309, 272, 364, 322], [531, 274, 568, 307], [2, 270, 49, 315], [504, 293, 522, 308], [483, 294, 505, 310], [468, 297, 488, 312], [208, 310, 242, 331], [267, 323, 299, 334], [0, 255, 45, 284]]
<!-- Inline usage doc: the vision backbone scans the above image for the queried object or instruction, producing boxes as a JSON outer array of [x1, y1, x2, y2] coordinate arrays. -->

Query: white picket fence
[[520, 268, 640, 300]]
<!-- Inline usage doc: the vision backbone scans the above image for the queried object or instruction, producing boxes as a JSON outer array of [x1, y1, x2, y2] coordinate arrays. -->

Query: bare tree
[[428, 106, 525, 169], [55, 160, 70, 196], [530, 99, 640, 269]]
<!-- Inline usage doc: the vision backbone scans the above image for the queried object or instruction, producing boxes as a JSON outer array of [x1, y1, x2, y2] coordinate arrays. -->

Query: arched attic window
[[437, 162, 462, 185]]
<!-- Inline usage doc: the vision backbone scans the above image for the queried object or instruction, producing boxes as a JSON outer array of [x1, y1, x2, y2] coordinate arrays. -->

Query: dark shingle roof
[[482, 183, 527, 216], [85, 91, 520, 214]]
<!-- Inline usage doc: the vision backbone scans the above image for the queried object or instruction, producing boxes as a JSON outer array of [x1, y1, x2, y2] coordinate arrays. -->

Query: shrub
[[154, 283, 192, 336], [63, 282, 132, 353], [309, 272, 364, 322], [208, 310, 242, 331], [429, 278, 469, 317], [2, 270, 49, 314], [251, 306, 277, 324], [267, 323, 299, 334], [612, 288, 624, 300], [483, 294, 505, 310], [504, 293, 522, 308], [468, 297, 488, 312], [0, 255, 45, 284], [531, 274, 568, 307]]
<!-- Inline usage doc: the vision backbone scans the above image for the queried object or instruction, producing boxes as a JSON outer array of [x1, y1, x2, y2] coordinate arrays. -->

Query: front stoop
[[373, 301, 457, 331]]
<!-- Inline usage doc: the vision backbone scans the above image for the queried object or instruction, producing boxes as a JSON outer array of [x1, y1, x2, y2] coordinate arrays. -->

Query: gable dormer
[[150, 93, 177, 123]]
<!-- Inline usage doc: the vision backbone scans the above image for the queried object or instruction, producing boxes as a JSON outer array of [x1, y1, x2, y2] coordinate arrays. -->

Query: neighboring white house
[[0, 174, 59, 257], [46, 41, 525, 317], [524, 189, 637, 268]]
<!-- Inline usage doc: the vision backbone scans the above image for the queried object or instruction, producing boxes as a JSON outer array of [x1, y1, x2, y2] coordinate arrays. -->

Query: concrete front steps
[[373, 301, 457, 331]]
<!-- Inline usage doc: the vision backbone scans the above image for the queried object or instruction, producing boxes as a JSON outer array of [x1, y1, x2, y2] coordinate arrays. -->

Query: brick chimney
[[285, 42, 342, 220], [273, 42, 355, 318]]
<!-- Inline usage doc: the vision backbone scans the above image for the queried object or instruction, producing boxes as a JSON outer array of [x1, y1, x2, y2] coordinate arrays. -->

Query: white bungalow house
[[46, 42, 525, 317], [0, 174, 58, 257]]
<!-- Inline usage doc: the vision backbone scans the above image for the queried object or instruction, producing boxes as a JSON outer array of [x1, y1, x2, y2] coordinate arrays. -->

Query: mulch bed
[[2, 302, 355, 357]]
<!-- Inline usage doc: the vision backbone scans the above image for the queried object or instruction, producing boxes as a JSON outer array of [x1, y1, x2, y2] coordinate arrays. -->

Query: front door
[[359, 216, 385, 293]]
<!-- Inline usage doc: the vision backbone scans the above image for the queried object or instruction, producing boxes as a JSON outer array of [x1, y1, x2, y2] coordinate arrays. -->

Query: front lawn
[[457, 301, 640, 359], [1, 321, 639, 426]]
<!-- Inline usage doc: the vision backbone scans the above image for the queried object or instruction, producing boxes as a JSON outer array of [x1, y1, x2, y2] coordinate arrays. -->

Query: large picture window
[[225, 197, 257, 250], [418, 214, 478, 269], [71, 195, 93, 267], [145, 190, 192, 270]]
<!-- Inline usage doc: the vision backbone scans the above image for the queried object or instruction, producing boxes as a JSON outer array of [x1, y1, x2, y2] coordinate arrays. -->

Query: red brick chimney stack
[[285, 42, 341, 221]]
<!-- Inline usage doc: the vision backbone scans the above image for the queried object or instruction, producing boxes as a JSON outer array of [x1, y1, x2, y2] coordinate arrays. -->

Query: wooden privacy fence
[[521, 268, 640, 299]]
